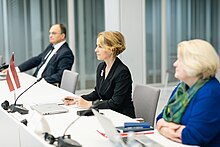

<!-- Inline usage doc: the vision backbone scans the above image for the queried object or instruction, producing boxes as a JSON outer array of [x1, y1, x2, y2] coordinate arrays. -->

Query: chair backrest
[[216, 68, 220, 82], [133, 84, 160, 127], [0, 55, 3, 65], [60, 70, 79, 94]]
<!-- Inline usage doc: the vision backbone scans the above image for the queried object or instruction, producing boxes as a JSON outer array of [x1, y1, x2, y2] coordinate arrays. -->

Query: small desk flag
[[6, 53, 20, 91]]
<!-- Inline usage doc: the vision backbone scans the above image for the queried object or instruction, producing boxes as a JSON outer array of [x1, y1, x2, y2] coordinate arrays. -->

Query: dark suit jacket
[[18, 42, 74, 85], [82, 57, 135, 118]]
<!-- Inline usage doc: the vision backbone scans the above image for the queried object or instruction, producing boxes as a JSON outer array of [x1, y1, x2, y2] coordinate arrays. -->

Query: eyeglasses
[[49, 32, 62, 35]]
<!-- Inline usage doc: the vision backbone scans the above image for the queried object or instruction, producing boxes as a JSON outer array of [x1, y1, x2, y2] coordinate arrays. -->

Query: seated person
[[156, 39, 220, 146], [64, 31, 135, 118], [2, 23, 74, 85]]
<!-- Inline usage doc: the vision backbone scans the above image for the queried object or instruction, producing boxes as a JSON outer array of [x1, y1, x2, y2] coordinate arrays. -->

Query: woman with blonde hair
[[156, 39, 220, 146], [64, 31, 135, 118]]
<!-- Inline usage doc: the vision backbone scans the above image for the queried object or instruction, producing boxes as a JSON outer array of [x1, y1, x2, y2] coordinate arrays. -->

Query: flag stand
[[9, 89, 29, 114], [4, 52, 29, 115]]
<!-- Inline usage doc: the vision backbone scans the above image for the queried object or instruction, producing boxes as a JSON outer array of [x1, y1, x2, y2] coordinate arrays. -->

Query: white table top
[[0, 73, 196, 147]]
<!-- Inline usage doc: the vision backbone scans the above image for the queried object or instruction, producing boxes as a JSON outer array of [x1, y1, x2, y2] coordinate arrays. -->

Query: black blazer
[[82, 57, 135, 118], [18, 43, 74, 84]]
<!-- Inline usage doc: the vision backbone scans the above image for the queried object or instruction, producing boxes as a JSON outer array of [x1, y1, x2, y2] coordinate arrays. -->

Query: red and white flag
[[6, 53, 20, 91]]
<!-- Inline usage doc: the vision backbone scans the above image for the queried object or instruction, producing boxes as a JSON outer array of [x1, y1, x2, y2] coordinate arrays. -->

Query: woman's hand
[[157, 118, 181, 131], [63, 96, 77, 105], [160, 126, 182, 143], [157, 118, 167, 130], [76, 98, 92, 109], [176, 125, 185, 135], [156, 118, 185, 143], [63, 96, 92, 109]]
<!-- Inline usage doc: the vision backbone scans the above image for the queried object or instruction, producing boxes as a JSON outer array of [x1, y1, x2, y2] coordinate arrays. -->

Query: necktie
[[34, 47, 54, 77]]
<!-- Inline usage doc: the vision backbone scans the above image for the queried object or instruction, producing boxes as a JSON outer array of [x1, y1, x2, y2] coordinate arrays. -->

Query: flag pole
[[14, 90, 16, 101]]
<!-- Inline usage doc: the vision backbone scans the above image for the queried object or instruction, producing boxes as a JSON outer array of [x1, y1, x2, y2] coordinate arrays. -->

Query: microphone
[[58, 107, 99, 147], [1, 77, 43, 115], [57, 115, 82, 147], [44, 102, 99, 147], [44, 111, 88, 147]]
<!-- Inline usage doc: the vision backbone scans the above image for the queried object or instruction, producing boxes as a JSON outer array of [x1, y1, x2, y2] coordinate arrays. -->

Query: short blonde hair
[[178, 39, 220, 79], [98, 31, 126, 57]]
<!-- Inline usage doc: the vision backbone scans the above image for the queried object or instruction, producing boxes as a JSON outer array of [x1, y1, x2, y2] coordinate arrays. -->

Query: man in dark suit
[[17, 23, 74, 85]]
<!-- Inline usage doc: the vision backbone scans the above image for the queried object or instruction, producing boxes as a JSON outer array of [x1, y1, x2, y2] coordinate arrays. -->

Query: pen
[[96, 130, 107, 138], [63, 97, 74, 101], [96, 130, 154, 138]]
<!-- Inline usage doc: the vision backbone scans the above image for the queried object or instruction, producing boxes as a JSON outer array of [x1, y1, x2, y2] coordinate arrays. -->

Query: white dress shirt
[[36, 40, 66, 78]]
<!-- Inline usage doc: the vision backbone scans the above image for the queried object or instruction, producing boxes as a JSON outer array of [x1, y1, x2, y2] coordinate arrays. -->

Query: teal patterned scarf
[[162, 78, 209, 123]]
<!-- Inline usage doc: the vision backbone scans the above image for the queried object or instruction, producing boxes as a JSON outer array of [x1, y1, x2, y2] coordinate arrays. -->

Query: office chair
[[216, 68, 220, 82], [133, 84, 160, 127], [0, 55, 3, 65], [60, 70, 79, 94]]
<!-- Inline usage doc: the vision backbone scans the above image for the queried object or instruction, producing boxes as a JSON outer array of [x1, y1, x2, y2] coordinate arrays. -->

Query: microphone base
[[10, 104, 29, 115], [77, 108, 99, 116], [58, 138, 82, 147]]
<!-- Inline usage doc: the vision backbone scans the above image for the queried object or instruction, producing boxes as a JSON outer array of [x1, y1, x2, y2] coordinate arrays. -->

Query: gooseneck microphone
[[57, 115, 82, 147], [44, 111, 86, 147], [1, 77, 43, 115], [14, 77, 43, 105], [57, 104, 99, 147], [44, 104, 99, 147]]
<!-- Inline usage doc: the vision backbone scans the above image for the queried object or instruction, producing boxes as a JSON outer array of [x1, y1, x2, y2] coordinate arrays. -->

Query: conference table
[[0, 73, 196, 147]]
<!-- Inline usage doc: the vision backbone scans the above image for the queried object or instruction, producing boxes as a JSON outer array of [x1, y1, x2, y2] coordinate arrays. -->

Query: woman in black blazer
[[64, 31, 135, 118]]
